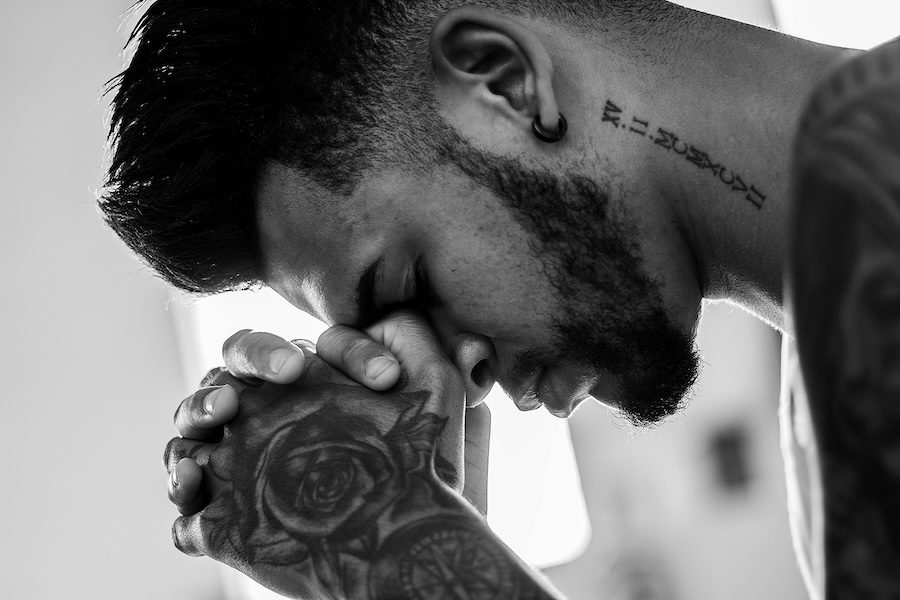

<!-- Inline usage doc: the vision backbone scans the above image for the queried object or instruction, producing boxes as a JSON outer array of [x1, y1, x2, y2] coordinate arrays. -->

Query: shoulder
[[786, 38, 900, 596], [789, 37, 900, 411]]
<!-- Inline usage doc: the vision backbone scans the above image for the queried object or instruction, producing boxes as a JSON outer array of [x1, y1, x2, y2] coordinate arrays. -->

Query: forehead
[[254, 161, 377, 321], [253, 159, 549, 328], [256, 161, 364, 234], [254, 156, 513, 262]]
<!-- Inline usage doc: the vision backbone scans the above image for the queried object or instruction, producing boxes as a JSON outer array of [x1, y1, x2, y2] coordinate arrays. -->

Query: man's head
[[102, 0, 703, 425]]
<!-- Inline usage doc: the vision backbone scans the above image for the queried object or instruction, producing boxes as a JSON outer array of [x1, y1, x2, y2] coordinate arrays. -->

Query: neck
[[559, 9, 859, 331], [655, 13, 858, 330]]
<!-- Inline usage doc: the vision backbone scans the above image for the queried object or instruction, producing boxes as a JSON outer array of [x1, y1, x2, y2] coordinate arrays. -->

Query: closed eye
[[387, 257, 438, 313], [356, 256, 438, 326]]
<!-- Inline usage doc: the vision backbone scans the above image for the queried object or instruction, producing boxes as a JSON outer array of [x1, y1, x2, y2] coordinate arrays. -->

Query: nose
[[450, 332, 496, 407]]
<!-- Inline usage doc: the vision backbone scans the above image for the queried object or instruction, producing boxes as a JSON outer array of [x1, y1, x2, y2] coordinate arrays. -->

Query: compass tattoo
[[371, 519, 520, 600]]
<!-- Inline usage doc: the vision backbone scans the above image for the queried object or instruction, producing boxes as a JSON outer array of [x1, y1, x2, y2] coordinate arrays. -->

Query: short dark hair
[[102, 0, 412, 293], [100, 0, 680, 294]]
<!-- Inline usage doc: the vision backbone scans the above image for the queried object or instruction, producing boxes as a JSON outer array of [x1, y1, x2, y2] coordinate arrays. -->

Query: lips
[[511, 370, 544, 412], [514, 388, 543, 411], [536, 367, 595, 418], [537, 378, 575, 417], [505, 365, 596, 417]]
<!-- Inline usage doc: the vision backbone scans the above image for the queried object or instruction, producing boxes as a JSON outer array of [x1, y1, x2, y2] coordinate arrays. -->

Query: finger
[[290, 338, 317, 353], [164, 437, 210, 472], [286, 339, 358, 386], [173, 385, 239, 440], [222, 329, 305, 384], [366, 311, 466, 471], [463, 404, 492, 516], [294, 349, 358, 388], [172, 511, 206, 557], [464, 404, 492, 467], [365, 311, 459, 391], [316, 325, 400, 391], [198, 366, 244, 388], [168, 458, 208, 516]]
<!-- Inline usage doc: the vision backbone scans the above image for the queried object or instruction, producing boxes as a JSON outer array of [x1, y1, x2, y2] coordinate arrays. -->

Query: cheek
[[635, 215, 704, 330], [421, 190, 559, 340], [432, 248, 558, 342]]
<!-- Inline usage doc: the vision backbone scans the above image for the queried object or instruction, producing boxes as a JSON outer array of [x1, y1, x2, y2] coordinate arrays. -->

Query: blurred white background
[[0, 2, 222, 599], [0, 1, 897, 599]]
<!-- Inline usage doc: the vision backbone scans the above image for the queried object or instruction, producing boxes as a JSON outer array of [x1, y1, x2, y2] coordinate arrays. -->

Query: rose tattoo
[[198, 386, 471, 599]]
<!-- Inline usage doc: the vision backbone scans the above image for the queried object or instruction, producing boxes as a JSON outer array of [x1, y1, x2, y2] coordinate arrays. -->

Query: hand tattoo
[[192, 383, 558, 600]]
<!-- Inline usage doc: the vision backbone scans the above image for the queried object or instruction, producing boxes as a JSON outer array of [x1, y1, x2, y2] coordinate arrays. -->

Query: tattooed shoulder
[[789, 36, 900, 599]]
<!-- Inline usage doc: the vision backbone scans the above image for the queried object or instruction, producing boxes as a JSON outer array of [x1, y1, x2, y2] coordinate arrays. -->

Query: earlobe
[[430, 7, 562, 139]]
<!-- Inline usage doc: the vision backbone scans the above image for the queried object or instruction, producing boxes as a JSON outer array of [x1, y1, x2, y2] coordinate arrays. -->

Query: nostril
[[471, 359, 492, 388]]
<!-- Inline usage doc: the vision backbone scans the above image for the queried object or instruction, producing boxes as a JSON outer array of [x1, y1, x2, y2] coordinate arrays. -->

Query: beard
[[437, 134, 700, 427]]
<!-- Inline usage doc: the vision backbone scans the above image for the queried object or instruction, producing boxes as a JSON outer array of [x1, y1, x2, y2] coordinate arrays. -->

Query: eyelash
[[394, 259, 435, 311]]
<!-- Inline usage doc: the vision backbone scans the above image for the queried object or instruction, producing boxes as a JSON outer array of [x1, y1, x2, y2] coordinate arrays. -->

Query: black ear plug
[[532, 113, 568, 143]]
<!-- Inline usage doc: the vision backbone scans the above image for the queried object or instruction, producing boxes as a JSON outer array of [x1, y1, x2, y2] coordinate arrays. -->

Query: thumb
[[364, 311, 458, 390], [222, 330, 305, 384], [365, 310, 467, 476]]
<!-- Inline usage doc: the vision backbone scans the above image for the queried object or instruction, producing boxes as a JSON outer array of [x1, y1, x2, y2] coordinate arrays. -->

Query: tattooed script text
[[601, 99, 767, 210]]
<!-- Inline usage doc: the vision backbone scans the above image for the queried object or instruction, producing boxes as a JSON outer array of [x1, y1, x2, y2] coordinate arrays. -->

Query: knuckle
[[469, 402, 492, 422], [241, 331, 267, 354], [420, 361, 465, 397], [192, 444, 212, 467], [189, 387, 212, 415], [173, 395, 199, 431], [300, 352, 339, 385], [171, 521, 182, 551], [386, 309, 425, 329], [396, 308, 423, 321], [167, 441, 205, 471], [340, 336, 372, 364], [163, 438, 179, 469], [318, 324, 350, 349], [291, 338, 316, 352], [222, 329, 252, 357], [172, 518, 203, 557], [381, 311, 428, 344], [245, 332, 278, 368], [199, 367, 228, 387]]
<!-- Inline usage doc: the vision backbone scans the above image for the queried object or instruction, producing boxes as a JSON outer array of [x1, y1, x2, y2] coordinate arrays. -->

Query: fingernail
[[292, 339, 316, 352], [269, 348, 299, 376], [203, 388, 221, 416], [171, 464, 180, 489], [366, 356, 396, 381]]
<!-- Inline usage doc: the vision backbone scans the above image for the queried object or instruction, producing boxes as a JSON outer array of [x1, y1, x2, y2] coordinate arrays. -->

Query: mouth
[[511, 370, 544, 412], [508, 366, 596, 417], [536, 368, 596, 418]]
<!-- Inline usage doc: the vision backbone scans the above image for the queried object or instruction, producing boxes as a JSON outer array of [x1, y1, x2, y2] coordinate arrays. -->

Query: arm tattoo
[[789, 37, 900, 599], [601, 98, 767, 210], [202, 388, 559, 600]]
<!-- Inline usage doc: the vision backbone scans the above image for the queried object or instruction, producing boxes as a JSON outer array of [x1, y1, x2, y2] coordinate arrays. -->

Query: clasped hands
[[163, 311, 490, 597]]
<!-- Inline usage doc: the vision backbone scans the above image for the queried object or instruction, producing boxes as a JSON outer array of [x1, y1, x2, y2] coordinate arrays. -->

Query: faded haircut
[[100, 0, 681, 294]]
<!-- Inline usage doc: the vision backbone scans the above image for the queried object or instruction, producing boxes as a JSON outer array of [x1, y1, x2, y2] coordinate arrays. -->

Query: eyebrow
[[355, 256, 383, 327]]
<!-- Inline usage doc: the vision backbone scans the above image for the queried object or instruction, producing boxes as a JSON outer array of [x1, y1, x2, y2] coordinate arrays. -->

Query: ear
[[430, 7, 562, 144]]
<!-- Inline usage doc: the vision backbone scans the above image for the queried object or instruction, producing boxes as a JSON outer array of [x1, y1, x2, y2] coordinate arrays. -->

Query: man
[[100, 0, 900, 598]]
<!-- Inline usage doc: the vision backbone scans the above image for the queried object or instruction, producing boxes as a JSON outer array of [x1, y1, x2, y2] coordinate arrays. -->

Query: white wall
[[671, 0, 777, 27], [0, 2, 221, 598], [771, 0, 900, 48]]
